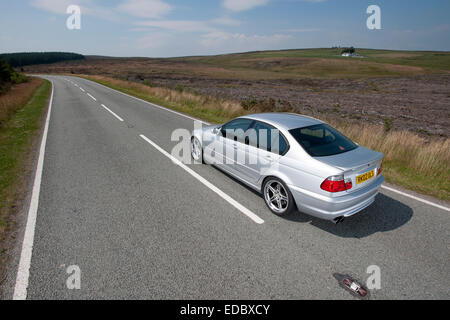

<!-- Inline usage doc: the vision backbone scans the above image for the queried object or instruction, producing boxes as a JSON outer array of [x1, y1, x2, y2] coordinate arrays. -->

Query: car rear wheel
[[263, 177, 295, 216]]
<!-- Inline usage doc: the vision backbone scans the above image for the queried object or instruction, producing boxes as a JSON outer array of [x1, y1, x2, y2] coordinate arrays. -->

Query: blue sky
[[0, 0, 449, 57]]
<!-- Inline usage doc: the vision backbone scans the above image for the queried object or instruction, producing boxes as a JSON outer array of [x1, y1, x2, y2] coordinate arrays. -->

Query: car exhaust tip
[[333, 216, 345, 224]]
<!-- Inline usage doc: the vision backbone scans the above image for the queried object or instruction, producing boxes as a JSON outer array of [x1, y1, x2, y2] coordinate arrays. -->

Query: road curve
[[2, 75, 449, 299]]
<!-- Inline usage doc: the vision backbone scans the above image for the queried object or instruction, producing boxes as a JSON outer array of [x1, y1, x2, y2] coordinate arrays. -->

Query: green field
[[180, 48, 450, 79], [26, 48, 450, 81]]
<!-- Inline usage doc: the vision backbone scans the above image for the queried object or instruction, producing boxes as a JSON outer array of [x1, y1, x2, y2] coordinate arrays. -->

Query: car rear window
[[289, 124, 358, 157]]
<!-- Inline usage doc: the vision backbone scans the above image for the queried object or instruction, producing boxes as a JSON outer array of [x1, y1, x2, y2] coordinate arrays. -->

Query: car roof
[[239, 113, 323, 130]]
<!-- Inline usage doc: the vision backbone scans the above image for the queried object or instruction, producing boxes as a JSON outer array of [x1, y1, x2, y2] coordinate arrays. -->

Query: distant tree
[[0, 59, 13, 83], [341, 47, 356, 54], [0, 58, 28, 94], [0, 52, 85, 67]]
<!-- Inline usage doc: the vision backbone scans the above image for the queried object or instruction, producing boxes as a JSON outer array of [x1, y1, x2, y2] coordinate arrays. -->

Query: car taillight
[[320, 175, 352, 192], [377, 162, 383, 176]]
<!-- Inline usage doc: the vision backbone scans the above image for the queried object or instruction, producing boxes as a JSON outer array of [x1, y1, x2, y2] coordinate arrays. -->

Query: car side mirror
[[213, 127, 221, 135]]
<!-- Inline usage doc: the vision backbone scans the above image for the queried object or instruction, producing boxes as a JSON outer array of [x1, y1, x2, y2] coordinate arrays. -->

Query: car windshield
[[289, 124, 358, 157]]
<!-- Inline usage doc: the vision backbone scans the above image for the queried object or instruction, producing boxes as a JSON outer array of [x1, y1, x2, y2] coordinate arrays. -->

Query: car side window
[[252, 121, 288, 155], [220, 118, 253, 141]]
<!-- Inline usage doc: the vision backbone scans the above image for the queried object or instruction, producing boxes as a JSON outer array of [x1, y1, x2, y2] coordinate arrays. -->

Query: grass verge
[[0, 78, 51, 247], [80, 75, 449, 201]]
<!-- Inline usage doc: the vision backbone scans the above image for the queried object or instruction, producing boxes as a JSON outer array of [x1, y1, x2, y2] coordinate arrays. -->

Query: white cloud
[[211, 16, 241, 26], [31, 0, 88, 14], [222, 0, 269, 12], [201, 31, 292, 51], [117, 0, 172, 19], [137, 33, 169, 49], [136, 20, 215, 32], [31, 0, 120, 21], [284, 28, 320, 32]]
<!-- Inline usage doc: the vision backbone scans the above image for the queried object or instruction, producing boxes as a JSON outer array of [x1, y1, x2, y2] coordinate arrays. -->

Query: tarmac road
[[2, 75, 449, 299]]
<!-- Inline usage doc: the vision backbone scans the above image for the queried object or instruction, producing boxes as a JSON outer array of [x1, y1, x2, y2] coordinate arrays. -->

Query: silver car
[[191, 113, 384, 223]]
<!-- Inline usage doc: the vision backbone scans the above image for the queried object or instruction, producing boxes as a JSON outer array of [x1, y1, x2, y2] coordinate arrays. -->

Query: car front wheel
[[190, 137, 203, 163]]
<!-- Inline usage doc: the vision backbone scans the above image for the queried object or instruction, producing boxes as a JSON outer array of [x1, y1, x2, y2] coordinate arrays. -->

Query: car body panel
[[192, 113, 384, 221]]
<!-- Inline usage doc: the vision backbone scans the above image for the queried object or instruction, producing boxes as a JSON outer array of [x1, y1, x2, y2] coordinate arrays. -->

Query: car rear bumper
[[288, 175, 384, 221]]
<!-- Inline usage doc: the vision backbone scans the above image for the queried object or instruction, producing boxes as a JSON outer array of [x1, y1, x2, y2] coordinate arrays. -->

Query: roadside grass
[[80, 75, 244, 124], [80, 75, 450, 200], [0, 78, 50, 243], [0, 78, 42, 124]]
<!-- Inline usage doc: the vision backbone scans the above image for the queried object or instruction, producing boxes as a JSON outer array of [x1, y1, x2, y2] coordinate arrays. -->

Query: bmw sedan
[[191, 113, 384, 223]]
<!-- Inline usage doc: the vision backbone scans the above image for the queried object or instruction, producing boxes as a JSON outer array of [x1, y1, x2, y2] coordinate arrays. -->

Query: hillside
[[22, 48, 450, 137]]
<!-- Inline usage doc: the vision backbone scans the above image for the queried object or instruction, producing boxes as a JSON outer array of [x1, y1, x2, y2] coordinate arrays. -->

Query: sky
[[0, 0, 449, 57]]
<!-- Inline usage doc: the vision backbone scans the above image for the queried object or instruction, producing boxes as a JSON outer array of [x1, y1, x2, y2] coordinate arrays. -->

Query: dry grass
[[0, 79, 51, 269], [84, 75, 245, 122], [0, 78, 43, 125], [82, 74, 450, 200], [337, 123, 450, 179]]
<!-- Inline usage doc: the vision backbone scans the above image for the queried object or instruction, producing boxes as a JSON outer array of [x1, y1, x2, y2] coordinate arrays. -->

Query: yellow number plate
[[356, 170, 375, 184]]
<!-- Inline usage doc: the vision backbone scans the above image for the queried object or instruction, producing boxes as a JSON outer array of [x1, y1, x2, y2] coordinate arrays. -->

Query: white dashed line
[[76, 77, 210, 125], [66, 76, 449, 212], [87, 93, 97, 101], [80, 87, 85, 92], [101, 104, 124, 122], [139, 134, 264, 224]]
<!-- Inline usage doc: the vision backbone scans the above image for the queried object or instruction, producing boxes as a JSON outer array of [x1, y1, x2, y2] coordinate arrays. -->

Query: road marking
[[13, 81, 54, 300], [87, 93, 97, 101], [381, 185, 450, 212], [65, 77, 449, 212], [80, 87, 85, 92], [139, 134, 264, 224], [75, 77, 210, 125], [101, 104, 124, 122]]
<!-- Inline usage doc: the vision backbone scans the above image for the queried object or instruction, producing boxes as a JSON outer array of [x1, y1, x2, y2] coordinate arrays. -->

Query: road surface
[[2, 75, 449, 299]]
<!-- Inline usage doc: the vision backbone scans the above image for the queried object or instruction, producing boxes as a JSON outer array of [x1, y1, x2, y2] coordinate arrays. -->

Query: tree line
[[0, 52, 85, 67], [0, 59, 28, 94]]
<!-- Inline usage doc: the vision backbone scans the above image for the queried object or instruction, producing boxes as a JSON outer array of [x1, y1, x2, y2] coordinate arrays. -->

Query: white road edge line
[[101, 104, 124, 122], [381, 185, 450, 212], [67, 77, 448, 211], [139, 134, 264, 224], [13, 80, 54, 300], [87, 93, 96, 101], [75, 77, 210, 125]]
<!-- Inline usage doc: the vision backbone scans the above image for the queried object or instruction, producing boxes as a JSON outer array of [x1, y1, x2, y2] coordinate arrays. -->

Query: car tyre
[[263, 177, 295, 216], [191, 136, 204, 164]]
